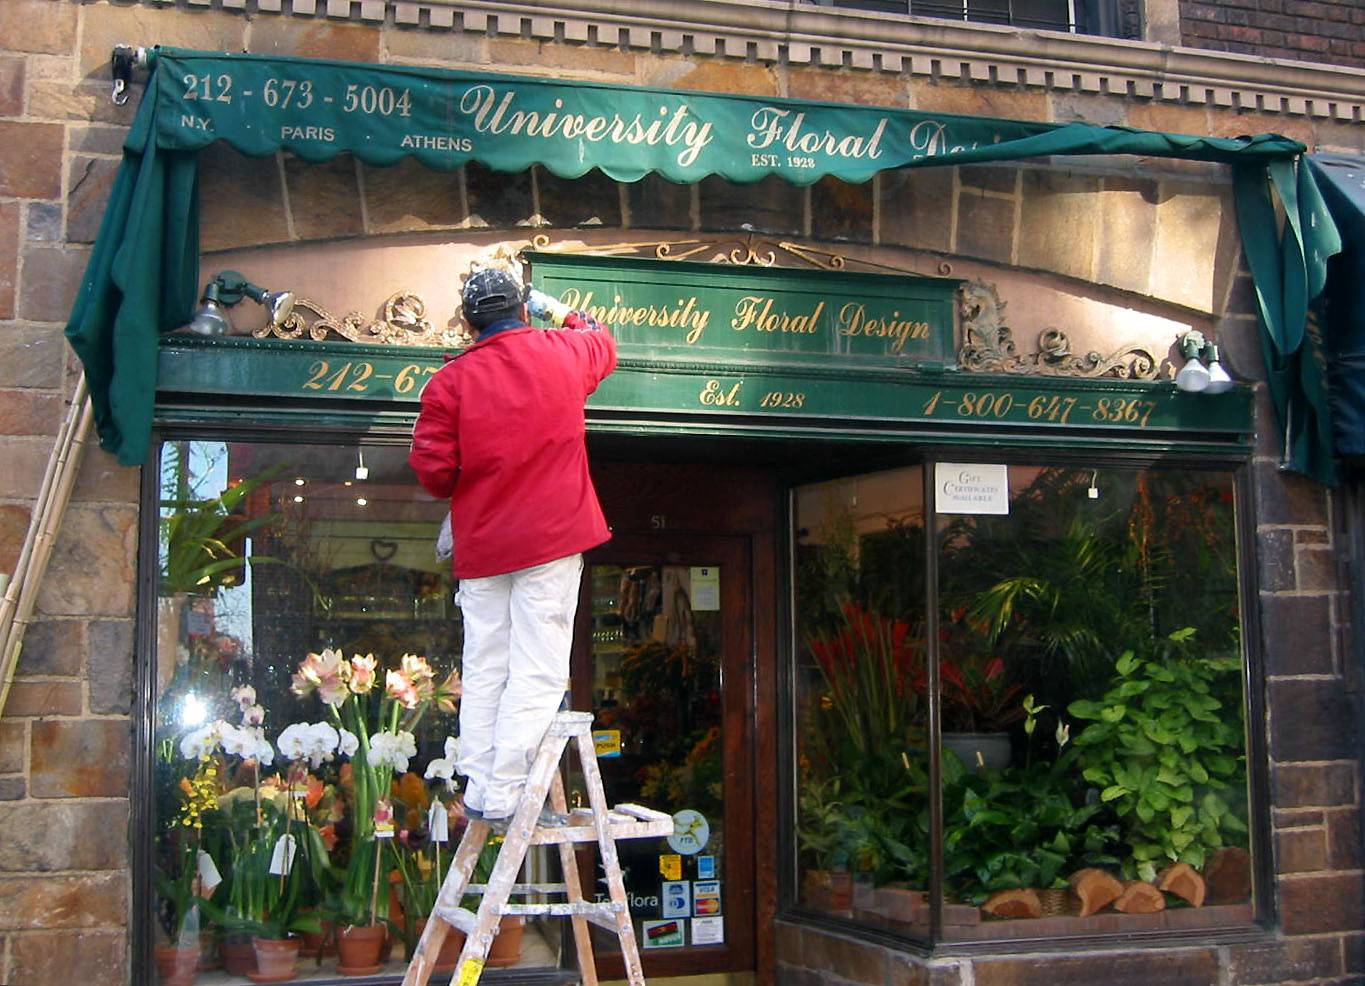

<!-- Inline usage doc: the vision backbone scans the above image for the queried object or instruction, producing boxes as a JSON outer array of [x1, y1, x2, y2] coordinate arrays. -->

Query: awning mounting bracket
[[110, 45, 149, 106]]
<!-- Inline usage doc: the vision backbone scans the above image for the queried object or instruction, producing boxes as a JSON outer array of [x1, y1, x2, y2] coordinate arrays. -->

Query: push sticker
[[642, 919, 685, 948], [593, 730, 622, 758]]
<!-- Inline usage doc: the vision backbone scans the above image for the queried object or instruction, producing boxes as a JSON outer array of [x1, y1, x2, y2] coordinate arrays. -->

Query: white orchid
[[338, 727, 359, 758], [229, 684, 257, 711], [278, 721, 341, 769], [179, 720, 225, 760], [369, 730, 417, 773], [423, 736, 460, 784], [241, 704, 266, 727]]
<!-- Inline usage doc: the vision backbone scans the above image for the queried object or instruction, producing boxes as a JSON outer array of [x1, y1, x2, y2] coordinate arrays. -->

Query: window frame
[[777, 444, 1276, 954]]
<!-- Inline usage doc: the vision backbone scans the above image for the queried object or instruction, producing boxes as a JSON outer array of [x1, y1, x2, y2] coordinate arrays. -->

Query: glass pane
[[1010, 0, 1073, 29], [934, 464, 1252, 941], [151, 440, 560, 983], [792, 467, 931, 939], [577, 563, 726, 955]]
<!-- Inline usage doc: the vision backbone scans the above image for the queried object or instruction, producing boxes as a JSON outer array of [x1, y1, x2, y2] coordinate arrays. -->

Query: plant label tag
[[374, 799, 396, 838], [197, 850, 222, 894], [428, 800, 449, 843], [268, 834, 297, 876]]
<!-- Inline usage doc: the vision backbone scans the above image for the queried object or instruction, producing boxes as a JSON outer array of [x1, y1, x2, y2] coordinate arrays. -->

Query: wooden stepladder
[[402, 711, 674, 986]]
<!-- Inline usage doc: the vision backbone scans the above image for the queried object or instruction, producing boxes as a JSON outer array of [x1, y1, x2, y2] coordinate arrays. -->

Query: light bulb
[[1203, 344, 1233, 394], [293, 494, 304, 503], [1175, 358, 1211, 393], [356, 497, 368, 506]]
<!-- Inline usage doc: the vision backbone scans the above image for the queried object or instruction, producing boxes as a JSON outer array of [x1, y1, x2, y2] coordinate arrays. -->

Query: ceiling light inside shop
[[293, 495, 304, 503], [294, 477, 305, 486], [356, 497, 368, 506]]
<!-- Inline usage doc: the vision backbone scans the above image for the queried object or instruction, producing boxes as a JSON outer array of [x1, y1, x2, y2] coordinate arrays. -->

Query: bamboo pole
[[0, 373, 95, 718]]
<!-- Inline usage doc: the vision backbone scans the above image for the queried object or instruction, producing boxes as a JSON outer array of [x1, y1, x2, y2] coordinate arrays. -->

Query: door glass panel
[[579, 563, 727, 955]]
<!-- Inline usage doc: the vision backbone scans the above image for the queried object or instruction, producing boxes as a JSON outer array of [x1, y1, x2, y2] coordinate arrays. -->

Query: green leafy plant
[[940, 653, 1026, 734], [160, 468, 284, 596], [1067, 628, 1247, 881], [940, 746, 1119, 904]]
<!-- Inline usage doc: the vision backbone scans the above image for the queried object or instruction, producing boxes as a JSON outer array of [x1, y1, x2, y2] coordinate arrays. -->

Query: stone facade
[[0, 1, 1361, 984], [1181, 0, 1365, 71]]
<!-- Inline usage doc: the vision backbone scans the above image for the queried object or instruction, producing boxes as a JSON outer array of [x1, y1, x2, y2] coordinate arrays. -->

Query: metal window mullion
[[924, 461, 944, 943]]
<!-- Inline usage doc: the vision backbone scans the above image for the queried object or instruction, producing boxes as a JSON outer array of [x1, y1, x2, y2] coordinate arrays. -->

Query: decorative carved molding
[[957, 280, 1160, 380], [223, 0, 1365, 121], [253, 291, 473, 348]]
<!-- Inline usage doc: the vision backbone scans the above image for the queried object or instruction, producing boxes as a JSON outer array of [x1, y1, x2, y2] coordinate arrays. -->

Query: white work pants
[[455, 553, 583, 818]]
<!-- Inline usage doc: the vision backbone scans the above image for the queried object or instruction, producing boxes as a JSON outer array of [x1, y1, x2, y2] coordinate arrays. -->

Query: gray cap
[[461, 268, 525, 317]]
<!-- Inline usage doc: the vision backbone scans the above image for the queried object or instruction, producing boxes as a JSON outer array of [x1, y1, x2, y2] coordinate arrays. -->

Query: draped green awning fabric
[[65, 47, 1341, 479]]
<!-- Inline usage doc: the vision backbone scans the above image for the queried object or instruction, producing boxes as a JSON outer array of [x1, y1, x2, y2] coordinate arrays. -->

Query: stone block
[[774, 920, 803, 965], [0, 872, 127, 930], [538, 167, 623, 228], [34, 505, 137, 618], [15, 619, 83, 677], [283, 152, 364, 241], [0, 325, 63, 389], [801, 927, 890, 985], [879, 163, 955, 254], [0, 121, 62, 199], [198, 145, 290, 252], [69, 125, 128, 157], [0, 776, 24, 800], [1326, 806, 1361, 869], [1269, 678, 1359, 761], [911, 83, 1049, 122], [812, 177, 873, 244], [0, 800, 128, 871], [249, 17, 380, 62], [0, 388, 61, 436], [955, 188, 1014, 265], [0, 56, 23, 117], [80, 3, 243, 78], [25, 79, 137, 126], [0, 721, 24, 774], [31, 719, 130, 798], [2, 680, 82, 717], [489, 39, 637, 78], [625, 173, 693, 230], [973, 949, 1220, 985], [646, 59, 776, 95], [1346, 932, 1365, 974], [1274, 826, 1328, 872], [960, 166, 1016, 195], [18, 246, 91, 323], [1225, 937, 1343, 984], [0, 503, 29, 576], [1256, 530, 1295, 592], [0, 0, 76, 55], [1278, 873, 1365, 933], [699, 175, 802, 236], [66, 156, 122, 245], [362, 158, 465, 233], [465, 162, 534, 228], [0, 438, 52, 498], [1296, 544, 1338, 591], [25, 201, 63, 243], [70, 446, 141, 505], [1124, 102, 1212, 139], [1151, 182, 1232, 313], [1018, 170, 1099, 280], [1096, 176, 1158, 293], [1260, 594, 1333, 675], [89, 620, 135, 715], [0, 200, 18, 319], [1255, 462, 1328, 525], [384, 25, 487, 64], [1050, 92, 1127, 127], [786, 68, 909, 108], [9, 930, 126, 985], [1274, 761, 1357, 808]]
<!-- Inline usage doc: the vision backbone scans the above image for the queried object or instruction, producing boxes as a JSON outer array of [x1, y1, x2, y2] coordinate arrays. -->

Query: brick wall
[[1180, 0, 1365, 69], [1, 2, 1363, 984]]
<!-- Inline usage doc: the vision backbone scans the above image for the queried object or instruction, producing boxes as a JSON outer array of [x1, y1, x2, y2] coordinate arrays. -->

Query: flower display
[[423, 736, 460, 783], [277, 721, 341, 769], [369, 729, 417, 772]]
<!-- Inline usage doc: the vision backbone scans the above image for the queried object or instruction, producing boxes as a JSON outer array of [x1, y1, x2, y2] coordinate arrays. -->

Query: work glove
[[526, 288, 572, 327]]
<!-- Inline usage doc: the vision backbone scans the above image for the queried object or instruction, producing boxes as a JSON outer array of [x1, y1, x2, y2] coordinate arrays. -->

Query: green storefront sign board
[[526, 253, 959, 366], [156, 336, 1252, 447]]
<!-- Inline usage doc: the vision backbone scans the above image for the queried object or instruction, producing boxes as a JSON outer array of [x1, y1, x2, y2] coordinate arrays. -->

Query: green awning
[[66, 47, 1342, 481]]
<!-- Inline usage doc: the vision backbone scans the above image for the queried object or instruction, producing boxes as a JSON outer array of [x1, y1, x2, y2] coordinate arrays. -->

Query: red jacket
[[409, 313, 616, 580]]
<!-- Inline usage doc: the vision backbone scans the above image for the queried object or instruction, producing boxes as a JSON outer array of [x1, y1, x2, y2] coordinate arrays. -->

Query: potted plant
[[939, 651, 1026, 772], [1067, 628, 1248, 882]]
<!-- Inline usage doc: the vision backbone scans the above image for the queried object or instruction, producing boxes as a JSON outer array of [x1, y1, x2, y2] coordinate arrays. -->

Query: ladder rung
[[546, 710, 594, 736], [499, 900, 627, 918], [530, 816, 674, 845], [430, 902, 478, 934], [463, 882, 570, 897]]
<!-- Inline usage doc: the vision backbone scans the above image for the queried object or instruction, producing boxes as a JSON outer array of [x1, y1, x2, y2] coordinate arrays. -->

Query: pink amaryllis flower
[[349, 654, 378, 694], [292, 647, 349, 706], [386, 668, 422, 709]]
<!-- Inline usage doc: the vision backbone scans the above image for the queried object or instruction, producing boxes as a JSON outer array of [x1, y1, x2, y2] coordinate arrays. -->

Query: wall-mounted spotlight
[[1175, 330, 1235, 395], [178, 270, 296, 336], [355, 449, 369, 482]]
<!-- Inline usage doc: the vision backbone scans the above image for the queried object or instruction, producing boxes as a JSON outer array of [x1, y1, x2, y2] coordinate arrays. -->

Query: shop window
[[147, 439, 561, 981], [818, 0, 1129, 36], [792, 462, 1255, 942]]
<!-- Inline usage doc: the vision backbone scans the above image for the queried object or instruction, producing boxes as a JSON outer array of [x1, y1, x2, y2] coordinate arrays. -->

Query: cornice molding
[[232, 0, 1365, 121]]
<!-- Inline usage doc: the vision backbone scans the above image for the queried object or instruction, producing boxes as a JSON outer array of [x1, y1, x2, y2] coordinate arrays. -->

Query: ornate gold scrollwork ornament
[[254, 292, 474, 348]]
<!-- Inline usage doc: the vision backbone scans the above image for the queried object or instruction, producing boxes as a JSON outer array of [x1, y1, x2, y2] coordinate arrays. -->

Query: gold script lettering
[[558, 288, 710, 343], [731, 296, 824, 334], [836, 302, 930, 353]]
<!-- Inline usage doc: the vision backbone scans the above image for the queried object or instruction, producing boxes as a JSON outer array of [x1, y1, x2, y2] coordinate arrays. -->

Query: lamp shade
[[180, 298, 233, 336], [1175, 358, 1211, 393]]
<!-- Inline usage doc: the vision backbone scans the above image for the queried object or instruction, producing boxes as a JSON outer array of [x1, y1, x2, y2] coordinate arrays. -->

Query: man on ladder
[[409, 267, 615, 828]]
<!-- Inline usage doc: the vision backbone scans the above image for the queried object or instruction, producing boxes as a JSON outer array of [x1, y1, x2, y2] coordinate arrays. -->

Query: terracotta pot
[[196, 930, 220, 971], [298, 919, 335, 958], [335, 923, 386, 976], [413, 917, 466, 975], [485, 915, 524, 968], [154, 943, 199, 986], [250, 937, 300, 983], [219, 937, 258, 977]]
